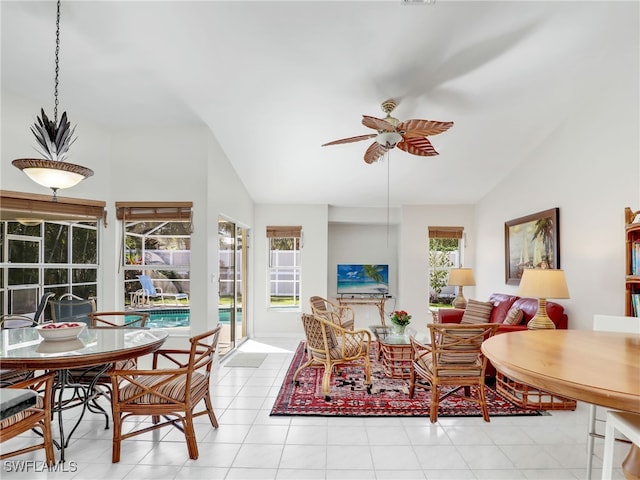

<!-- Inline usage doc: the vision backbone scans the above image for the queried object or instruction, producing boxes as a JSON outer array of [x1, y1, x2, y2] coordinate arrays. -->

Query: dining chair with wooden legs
[[64, 311, 150, 428], [409, 322, 500, 423], [108, 326, 222, 462], [0, 372, 57, 466]]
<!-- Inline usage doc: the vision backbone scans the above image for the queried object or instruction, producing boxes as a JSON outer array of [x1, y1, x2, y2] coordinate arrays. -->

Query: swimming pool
[[128, 309, 237, 328]]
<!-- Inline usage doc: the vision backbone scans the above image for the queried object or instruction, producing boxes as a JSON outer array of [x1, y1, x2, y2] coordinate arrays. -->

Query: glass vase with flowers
[[389, 310, 412, 335]]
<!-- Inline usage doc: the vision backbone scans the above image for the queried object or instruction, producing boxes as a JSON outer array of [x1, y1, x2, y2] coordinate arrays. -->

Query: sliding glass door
[[217, 218, 248, 356]]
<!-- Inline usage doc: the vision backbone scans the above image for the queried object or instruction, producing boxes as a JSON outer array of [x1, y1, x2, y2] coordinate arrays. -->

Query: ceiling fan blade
[[397, 137, 439, 157], [398, 120, 454, 138], [322, 133, 376, 147], [362, 115, 395, 132], [364, 141, 388, 164]]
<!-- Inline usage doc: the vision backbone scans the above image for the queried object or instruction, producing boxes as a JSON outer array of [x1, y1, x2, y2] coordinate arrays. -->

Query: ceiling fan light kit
[[322, 99, 453, 164], [376, 131, 403, 148]]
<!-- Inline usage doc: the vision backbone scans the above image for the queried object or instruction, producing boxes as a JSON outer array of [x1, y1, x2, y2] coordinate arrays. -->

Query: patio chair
[[136, 274, 189, 306], [293, 313, 371, 401], [108, 326, 222, 462], [0, 292, 56, 329], [0, 372, 56, 466], [49, 293, 96, 325], [309, 296, 355, 331], [409, 322, 500, 423]]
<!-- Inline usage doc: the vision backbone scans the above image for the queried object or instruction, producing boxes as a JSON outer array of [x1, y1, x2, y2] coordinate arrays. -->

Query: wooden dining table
[[0, 326, 168, 461], [482, 329, 640, 477]]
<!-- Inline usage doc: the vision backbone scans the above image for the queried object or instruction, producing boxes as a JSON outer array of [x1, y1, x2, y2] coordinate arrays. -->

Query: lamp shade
[[518, 269, 570, 299], [13, 158, 93, 190], [448, 268, 476, 286]]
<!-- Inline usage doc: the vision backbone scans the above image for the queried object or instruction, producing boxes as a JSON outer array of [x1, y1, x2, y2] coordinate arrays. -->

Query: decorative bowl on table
[[35, 322, 85, 342]]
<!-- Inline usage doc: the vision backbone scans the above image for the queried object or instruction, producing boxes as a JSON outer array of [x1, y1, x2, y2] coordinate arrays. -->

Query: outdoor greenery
[[429, 238, 458, 305]]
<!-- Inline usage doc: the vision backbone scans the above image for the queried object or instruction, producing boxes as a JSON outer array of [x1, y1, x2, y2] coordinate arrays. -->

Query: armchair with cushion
[[293, 313, 371, 401], [65, 311, 150, 428], [409, 323, 500, 423], [0, 372, 56, 466], [309, 296, 355, 331], [108, 326, 221, 462]]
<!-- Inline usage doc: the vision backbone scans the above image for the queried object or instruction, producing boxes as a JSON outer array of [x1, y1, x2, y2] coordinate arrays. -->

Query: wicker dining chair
[[309, 296, 355, 331], [409, 322, 500, 423], [0, 372, 57, 466], [293, 313, 371, 401], [64, 311, 151, 428], [108, 326, 222, 462]]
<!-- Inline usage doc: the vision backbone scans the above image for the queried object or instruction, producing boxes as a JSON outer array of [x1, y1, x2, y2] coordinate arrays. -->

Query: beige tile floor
[[0, 336, 630, 480]]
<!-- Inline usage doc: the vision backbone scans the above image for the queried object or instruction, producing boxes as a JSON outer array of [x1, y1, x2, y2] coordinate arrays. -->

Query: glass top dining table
[[0, 326, 169, 462], [0, 326, 169, 370]]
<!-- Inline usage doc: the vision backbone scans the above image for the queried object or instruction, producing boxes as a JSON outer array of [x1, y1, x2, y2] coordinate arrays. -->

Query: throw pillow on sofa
[[461, 299, 494, 325], [503, 307, 524, 325]]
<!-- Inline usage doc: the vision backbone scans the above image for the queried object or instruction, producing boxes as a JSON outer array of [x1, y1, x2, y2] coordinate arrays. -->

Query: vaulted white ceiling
[[2, 1, 637, 208]]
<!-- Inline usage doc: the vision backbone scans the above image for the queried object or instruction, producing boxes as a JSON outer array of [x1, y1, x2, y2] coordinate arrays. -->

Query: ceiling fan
[[322, 99, 453, 164]]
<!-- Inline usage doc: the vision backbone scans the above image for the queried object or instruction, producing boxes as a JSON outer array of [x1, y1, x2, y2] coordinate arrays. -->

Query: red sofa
[[438, 292, 568, 377]]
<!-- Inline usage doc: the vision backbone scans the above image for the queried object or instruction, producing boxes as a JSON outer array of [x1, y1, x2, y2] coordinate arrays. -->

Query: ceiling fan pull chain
[[387, 149, 391, 246]]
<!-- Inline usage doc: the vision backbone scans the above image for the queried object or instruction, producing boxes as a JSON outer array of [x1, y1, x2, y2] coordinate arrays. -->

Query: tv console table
[[337, 295, 390, 325]]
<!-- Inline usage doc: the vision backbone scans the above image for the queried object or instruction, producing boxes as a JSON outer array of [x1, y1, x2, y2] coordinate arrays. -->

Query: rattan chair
[[0, 372, 56, 466], [409, 322, 500, 423], [65, 311, 150, 428], [309, 296, 355, 331], [293, 313, 371, 401], [108, 326, 222, 462]]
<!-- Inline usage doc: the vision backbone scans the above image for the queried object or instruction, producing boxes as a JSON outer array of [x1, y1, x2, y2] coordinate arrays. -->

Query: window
[[267, 226, 301, 308], [0, 190, 104, 316], [117, 202, 192, 307], [428, 226, 463, 306], [0, 220, 99, 316]]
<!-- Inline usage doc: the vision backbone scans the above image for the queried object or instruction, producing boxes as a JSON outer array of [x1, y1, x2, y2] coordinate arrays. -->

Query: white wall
[[1, 91, 112, 199], [253, 204, 328, 337], [327, 222, 398, 328], [1, 90, 255, 336], [3, 3, 639, 338], [399, 205, 476, 327], [475, 25, 640, 330]]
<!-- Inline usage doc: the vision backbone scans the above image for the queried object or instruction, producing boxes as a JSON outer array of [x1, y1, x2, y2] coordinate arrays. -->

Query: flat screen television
[[337, 264, 389, 295]]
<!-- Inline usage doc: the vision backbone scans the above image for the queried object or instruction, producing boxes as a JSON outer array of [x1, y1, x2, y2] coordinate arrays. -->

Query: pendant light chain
[[53, 0, 61, 124]]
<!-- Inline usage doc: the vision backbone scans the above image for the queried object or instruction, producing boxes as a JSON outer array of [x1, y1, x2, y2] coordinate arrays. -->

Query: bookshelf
[[625, 207, 640, 316]]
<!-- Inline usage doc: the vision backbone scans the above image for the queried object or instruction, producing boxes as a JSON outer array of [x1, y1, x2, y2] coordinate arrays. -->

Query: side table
[[374, 328, 413, 379]]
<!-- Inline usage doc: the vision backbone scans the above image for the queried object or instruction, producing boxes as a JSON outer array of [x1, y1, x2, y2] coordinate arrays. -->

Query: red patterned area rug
[[270, 342, 545, 417]]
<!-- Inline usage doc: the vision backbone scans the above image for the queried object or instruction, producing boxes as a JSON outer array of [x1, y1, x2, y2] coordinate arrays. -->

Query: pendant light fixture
[[12, 0, 93, 202]]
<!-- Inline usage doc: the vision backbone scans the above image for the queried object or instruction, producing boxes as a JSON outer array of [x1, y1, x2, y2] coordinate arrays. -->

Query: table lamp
[[448, 268, 476, 309], [517, 268, 570, 330]]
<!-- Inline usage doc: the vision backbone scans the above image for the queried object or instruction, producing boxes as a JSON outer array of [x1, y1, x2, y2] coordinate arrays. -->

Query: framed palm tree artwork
[[504, 208, 560, 285]]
